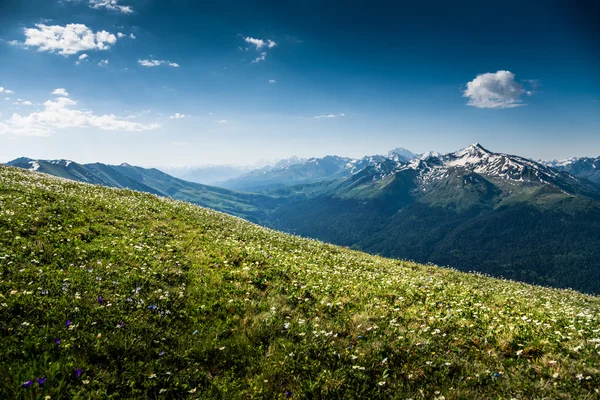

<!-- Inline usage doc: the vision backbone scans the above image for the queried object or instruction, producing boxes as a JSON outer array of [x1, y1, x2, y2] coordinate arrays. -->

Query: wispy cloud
[[0, 93, 158, 136], [52, 88, 69, 97], [168, 113, 188, 119], [13, 99, 33, 106], [98, 59, 109, 66], [22, 23, 117, 56], [0, 87, 15, 94], [138, 59, 180, 68], [268, 80, 276, 84], [463, 70, 531, 109], [217, 120, 228, 123], [89, 0, 133, 14], [314, 113, 346, 119], [244, 37, 276, 50], [252, 52, 267, 64], [243, 37, 276, 64]]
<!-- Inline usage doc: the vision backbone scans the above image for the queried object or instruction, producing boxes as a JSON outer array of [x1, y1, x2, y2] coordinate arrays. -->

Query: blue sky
[[0, 0, 598, 166]]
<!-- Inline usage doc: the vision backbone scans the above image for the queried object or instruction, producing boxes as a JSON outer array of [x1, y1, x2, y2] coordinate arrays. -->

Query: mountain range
[[5, 144, 600, 293]]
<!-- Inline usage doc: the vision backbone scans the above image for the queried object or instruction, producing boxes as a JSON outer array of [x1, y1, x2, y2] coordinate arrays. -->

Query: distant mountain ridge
[[6, 144, 600, 293], [157, 156, 307, 185], [543, 156, 600, 186]]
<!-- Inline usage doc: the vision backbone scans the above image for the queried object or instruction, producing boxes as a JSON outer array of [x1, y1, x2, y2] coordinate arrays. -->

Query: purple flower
[[66, 320, 71, 327], [37, 377, 47, 386], [159, 351, 165, 356], [97, 296, 103, 303], [55, 338, 61, 345], [118, 321, 125, 328], [75, 369, 83, 378], [285, 390, 293, 398], [21, 380, 34, 388]]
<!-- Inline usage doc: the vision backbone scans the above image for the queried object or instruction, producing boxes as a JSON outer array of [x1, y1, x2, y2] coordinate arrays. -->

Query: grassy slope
[[0, 165, 599, 399]]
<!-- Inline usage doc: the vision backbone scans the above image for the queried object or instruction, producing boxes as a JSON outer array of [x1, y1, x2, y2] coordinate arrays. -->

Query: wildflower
[[189, 388, 197, 393], [159, 351, 165, 356], [97, 296, 103, 303], [283, 322, 290, 329], [149, 373, 157, 379], [515, 349, 523, 356], [378, 381, 386, 386], [66, 320, 71, 327], [285, 390, 292, 398], [116, 322, 124, 328], [75, 369, 83, 378], [21, 380, 34, 388], [55, 339, 61, 345], [37, 377, 47, 386], [82, 380, 89, 385]]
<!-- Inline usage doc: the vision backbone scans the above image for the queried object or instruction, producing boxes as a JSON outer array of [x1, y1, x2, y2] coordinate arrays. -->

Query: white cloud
[[0, 87, 14, 94], [244, 37, 265, 49], [4, 98, 10, 101], [314, 113, 345, 119], [0, 94, 159, 136], [138, 59, 180, 68], [268, 80, 276, 84], [52, 88, 69, 97], [98, 59, 108, 66], [23, 24, 117, 56], [78, 53, 88, 60], [463, 70, 529, 109], [130, 33, 136, 39], [252, 52, 267, 64], [89, 0, 133, 14], [14, 99, 33, 106], [117, 32, 126, 38], [218, 120, 228, 123], [168, 113, 188, 119], [244, 37, 276, 50]]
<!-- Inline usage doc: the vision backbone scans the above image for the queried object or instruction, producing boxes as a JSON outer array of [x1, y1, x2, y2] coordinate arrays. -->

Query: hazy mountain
[[156, 156, 307, 185], [219, 154, 391, 192], [544, 156, 600, 186], [158, 165, 252, 185]]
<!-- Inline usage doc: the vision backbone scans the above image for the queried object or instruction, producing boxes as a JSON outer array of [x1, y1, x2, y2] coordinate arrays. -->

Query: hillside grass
[[0, 165, 599, 399]]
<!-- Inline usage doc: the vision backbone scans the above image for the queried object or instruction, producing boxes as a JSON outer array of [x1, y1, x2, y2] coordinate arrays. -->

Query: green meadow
[[1, 165, 598, 399]]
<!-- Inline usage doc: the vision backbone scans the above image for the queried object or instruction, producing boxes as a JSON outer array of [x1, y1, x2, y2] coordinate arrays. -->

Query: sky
[[0, 0, 599, 166]]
